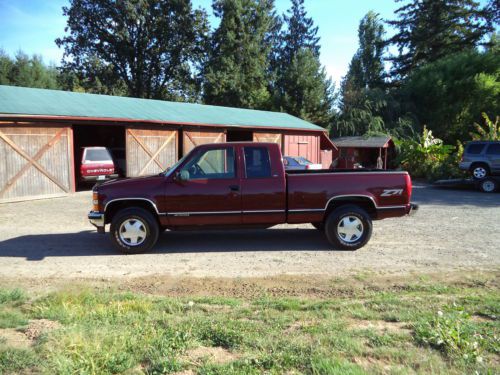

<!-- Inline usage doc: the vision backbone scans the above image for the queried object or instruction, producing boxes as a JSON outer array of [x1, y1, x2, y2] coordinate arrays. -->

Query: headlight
[[92, 191, 100, 211]]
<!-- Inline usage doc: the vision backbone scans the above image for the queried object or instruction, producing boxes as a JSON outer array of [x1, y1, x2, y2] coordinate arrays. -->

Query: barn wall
[[126, 127, 178, 177], [283, 134, 321, 163], [0, 124, 73, 202], [183, 130, 226, 155]]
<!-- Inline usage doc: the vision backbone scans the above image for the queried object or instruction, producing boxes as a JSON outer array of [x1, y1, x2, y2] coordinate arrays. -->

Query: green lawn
[[0, 275, 498, 374]]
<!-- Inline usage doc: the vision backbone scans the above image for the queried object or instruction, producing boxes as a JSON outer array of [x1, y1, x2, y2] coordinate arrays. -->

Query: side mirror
[[177, 170, 190, 182]]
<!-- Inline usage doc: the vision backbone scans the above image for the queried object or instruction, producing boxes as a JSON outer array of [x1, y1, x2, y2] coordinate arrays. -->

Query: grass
[[0, 276, 498, 374]]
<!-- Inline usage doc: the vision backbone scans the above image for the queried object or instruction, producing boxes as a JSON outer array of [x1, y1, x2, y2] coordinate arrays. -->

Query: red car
[[80, 147, 118, 182], [89, 142, 417, 253]]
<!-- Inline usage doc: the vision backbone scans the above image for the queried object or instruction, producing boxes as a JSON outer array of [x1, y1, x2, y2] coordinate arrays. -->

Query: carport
[[331, 136, 395, 169], [0, 85, 336, 202]]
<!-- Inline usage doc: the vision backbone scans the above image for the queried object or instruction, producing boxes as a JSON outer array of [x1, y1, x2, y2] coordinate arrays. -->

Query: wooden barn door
[[283, 134, 321, 163], [253, 132, 282, 148], [0, 126, 73, 202], [126, 128, 178, 177], [183, 130, 226, 155]]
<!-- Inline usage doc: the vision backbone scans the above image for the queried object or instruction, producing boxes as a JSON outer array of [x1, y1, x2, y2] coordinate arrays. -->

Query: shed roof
[[331, 136, 392, 148], [0, 85, 323, 131]]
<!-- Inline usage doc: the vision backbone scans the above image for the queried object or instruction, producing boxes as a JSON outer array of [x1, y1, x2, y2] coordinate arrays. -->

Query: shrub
[[396, 127, 466, 181]]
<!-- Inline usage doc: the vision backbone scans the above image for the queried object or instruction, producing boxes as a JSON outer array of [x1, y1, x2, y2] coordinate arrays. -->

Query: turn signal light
[[92, 191, 100, 212]]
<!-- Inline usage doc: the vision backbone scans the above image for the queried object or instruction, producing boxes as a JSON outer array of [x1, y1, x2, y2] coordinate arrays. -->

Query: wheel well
[[324, 197, 377, 220], [470, 162, 489, 171], [105, 200, 158, 224]]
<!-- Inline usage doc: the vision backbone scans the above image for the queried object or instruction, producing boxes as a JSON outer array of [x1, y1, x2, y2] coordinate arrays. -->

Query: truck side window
[[244, 147, 271, 178], [181, 148, 235, 180]]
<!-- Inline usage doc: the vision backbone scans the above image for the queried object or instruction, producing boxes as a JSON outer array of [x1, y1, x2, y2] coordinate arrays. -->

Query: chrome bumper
[[88, 211, 105, 233]]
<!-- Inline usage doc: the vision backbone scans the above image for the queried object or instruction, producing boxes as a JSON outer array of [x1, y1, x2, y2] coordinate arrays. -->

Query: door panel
[[165, 146, 241, 226], [486, 144, 500, 172], [240, 145, 286, 224]]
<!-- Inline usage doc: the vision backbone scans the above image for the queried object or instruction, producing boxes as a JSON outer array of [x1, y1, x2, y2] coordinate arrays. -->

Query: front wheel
[[324, 205, 372, 250], [110, 207, 159, 254], [471, 164, 489, 180]]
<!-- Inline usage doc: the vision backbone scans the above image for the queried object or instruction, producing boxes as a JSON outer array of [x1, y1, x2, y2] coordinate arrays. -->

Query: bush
[[396, 127, 466, 182]]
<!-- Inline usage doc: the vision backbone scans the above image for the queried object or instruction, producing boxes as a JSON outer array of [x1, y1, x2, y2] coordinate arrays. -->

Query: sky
[[0, 0, 489, 86]]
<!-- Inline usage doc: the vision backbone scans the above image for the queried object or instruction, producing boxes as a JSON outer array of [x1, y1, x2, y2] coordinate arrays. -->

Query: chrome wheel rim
[[337, 216, 364, 243], [482, 181, 495, 192], [473, 167, 487, 179], [119, 218, 147, 246]]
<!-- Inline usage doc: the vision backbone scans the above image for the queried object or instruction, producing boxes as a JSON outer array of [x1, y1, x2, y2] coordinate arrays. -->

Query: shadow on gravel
[[412, 185, 500, 207], [0, 228, 332, 260]]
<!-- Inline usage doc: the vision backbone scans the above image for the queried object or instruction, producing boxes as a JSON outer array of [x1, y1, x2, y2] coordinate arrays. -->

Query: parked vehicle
[[80, 147, 118, 182], [459, 141, 500, 179], [89, 142, 417, 253], [283, 156, 322, 171]]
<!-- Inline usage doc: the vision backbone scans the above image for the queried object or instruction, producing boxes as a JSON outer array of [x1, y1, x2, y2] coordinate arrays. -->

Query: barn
[[0, 85, 336, 202], [331, 136, 395, 170]]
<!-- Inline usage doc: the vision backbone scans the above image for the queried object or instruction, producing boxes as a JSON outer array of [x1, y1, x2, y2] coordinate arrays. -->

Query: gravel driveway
[[0, 184, 499, 279]]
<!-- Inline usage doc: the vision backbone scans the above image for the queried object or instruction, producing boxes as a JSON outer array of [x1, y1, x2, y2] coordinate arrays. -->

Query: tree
[[203, 0, 278, 109], [0, 50, 59, 89], [278, 49, 334, 127], [387, 0, 492, 79], [57, 0, 209, 101], [401, 49, 499, 143], [337, 11, 387, 136], [273, 0, 333, 127]]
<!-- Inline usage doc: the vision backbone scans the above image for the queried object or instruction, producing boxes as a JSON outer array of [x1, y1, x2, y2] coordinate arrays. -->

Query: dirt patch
[[24, 319, 62, 340], [0, 328, 33, 348], [172, 371, 195, 375], [471, 314, 497, 323], [184, 346, 239, 365], [284, 320, 316, 334], [0, 319, 61, 348], [352, 356, 396, 372], [348, 319, 411, 335]]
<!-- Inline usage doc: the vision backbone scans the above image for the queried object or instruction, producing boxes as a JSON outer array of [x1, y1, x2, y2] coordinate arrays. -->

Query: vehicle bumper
[[88, 211, 105, 233], [407, 203, 419, 215], [458, 162, 471, 171], [81, 174, 119, 182]]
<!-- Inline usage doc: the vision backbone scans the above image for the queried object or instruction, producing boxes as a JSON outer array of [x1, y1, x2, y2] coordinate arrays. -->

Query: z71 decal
[[381, 189, 403, 197]]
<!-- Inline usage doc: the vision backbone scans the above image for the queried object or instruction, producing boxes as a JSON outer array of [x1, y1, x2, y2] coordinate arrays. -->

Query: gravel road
[[0, 184, 499, 279]]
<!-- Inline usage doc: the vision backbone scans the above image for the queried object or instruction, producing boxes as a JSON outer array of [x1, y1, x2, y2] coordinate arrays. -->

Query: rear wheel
[[110, 207, 159, 254], [479, 178, 497, 193], [471, 164, 489, 180], [324, 205, 372, 250]]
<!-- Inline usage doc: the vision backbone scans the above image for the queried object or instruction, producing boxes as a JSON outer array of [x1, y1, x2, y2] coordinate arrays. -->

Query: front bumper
[[88, 211, 105, 233]]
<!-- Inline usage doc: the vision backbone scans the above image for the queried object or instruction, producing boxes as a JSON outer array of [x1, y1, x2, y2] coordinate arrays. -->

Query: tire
[[311, 222, 324, 231], [110, 207, 159, 254], [471, 164, 489, 180], [479, 178, 498, 193], [324, 205, 373, 251]]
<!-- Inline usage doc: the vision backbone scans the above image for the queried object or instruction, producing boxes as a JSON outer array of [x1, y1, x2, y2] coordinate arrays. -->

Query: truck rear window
[[85, 149, 112, 162], [466, 144, 486, 154], [244, 147, 271, 178]]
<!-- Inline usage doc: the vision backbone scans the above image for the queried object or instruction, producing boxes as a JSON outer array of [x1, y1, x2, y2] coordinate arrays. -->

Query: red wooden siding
[[283, 134, 320, 163]]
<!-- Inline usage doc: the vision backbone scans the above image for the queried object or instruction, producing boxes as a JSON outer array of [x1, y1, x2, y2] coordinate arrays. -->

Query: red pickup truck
[[89, 142, 417, 253]]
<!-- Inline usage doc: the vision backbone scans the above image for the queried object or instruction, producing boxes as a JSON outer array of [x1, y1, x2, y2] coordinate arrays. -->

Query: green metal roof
[[0, 85, 322, 131]]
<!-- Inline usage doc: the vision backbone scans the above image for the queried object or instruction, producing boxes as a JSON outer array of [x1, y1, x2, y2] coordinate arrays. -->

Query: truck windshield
[[85, 148, 112, 162], [163, 153, 190, 177]]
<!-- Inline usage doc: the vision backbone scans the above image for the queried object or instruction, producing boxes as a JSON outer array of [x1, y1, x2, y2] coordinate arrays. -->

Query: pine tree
[[202, 0, 278, 109], [274, 0, 333, 127], [337, 11, 387, 136], [387, 0, 492, 79]]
